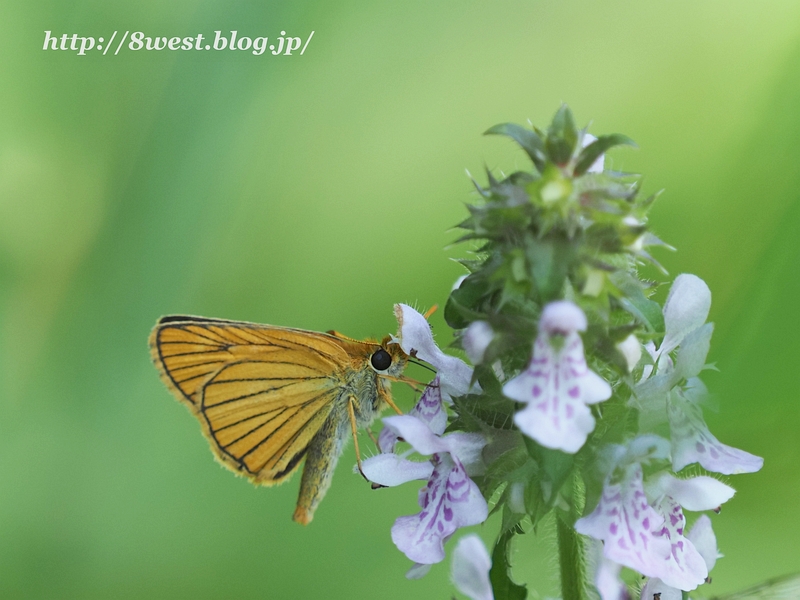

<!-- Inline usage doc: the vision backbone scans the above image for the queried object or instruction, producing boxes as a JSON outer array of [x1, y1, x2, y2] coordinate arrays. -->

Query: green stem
[[557, 515, 586, 600]]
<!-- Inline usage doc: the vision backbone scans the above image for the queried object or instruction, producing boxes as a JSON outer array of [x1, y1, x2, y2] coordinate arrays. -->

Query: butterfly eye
[[370, 348, 392, 371]]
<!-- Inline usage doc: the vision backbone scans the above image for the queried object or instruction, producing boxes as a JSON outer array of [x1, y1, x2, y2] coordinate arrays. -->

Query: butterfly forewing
[[150, 316, 353, 484]]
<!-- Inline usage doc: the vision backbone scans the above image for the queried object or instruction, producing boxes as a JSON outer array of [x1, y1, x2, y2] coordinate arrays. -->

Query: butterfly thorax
[[331, 335, 407, 425]]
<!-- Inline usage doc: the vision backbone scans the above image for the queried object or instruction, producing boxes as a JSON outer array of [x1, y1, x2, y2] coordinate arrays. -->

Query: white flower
[[582, 132, 605, 174], [575, 463, 673, 583], [394, 303, 474, 401], [659, 274, 711, 359], [462, 320, 494, 365], [617, 334, 642, 373], [687, 514, 722, 573], [576, 438, 733, 591], [451, 535, 494, 600], [504, 301, 612, 453], [669, 383, 763, 475], [640, 515, 721, 599], [361, 415, 488, 566], [635, 275, 763, 475], [591, 540, 629, 600]]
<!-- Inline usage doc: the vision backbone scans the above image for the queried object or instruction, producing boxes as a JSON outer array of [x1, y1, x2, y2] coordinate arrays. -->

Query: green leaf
[[445, 275, 493, 329], [574, 134, 637, 176], [485, 123, 546, 172], [483, 439, 533, 482], [451, 393, 519, 432], [523, 437, 575, 510], [610, 271, 664, 332], [525, 234, 574, 302], [546, 105, 578, 165], [489, 530, 528, 600]]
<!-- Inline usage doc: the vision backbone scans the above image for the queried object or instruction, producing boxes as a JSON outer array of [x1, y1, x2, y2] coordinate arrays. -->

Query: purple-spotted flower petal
[[383, 415, 486, 473], [394, 303, 474, 401], [504, 301, 612, 453], [378, 376, 447, 453], [669, 388, 763, 475], [640, 515, 722, 599], [575, 464, 672, 580], [649, 495, 708, 590], [363, 414, 486, 487], [640, 474, 732, 590], [363, 414, 489, 566], [451, 534, 494, 600], [391, 452, 488, 564]]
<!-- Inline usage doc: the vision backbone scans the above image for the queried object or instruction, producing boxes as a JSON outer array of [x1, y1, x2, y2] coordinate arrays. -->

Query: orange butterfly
[[149, 315, 408, 524]]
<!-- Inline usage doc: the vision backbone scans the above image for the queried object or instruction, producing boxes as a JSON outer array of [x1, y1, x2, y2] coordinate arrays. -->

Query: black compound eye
[[370, 348, 392, 371]]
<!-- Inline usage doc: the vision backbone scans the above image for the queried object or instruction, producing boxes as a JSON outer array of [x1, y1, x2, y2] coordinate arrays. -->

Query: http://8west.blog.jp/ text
[[42, 30, 314, 57]]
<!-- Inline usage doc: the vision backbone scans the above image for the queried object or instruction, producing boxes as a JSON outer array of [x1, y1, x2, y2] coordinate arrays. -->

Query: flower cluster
[[359, 106, 762, 600]]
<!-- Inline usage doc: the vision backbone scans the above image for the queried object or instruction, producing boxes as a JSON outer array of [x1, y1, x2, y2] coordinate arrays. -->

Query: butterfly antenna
[[408, 359, 436, 374]]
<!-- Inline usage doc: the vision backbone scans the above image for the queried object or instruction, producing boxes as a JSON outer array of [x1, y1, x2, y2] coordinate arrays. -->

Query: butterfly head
[[369, 336, 408, 378]]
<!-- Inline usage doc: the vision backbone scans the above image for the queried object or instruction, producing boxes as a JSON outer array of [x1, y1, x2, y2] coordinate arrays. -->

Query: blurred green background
[[2, 1, 799, 598]]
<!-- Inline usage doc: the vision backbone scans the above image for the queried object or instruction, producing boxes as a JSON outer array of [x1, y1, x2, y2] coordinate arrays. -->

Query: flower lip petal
[[669, 392, 764, 475], [391, 455, 488, 564], [647, 473, 735, 512], [383, 415, 450, 456], [451, 534, 494, 600], [361, 452, 434, 487]]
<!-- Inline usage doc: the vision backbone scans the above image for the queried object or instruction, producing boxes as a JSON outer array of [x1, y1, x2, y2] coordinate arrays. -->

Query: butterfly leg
[[347, 397, 368, 481], [365, 427, 380, 447], [383, 395, 403, 415]]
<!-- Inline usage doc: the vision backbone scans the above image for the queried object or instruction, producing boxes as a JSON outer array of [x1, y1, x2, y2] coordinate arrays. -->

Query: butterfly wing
[[149, 315, 353, 484]]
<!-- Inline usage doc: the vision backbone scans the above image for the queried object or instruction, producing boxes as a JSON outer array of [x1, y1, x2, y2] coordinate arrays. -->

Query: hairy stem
[[557, 515, 586, 600]]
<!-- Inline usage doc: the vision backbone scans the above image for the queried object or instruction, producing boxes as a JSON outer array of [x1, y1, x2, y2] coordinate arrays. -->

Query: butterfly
[[149, 315, 409, 525]]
